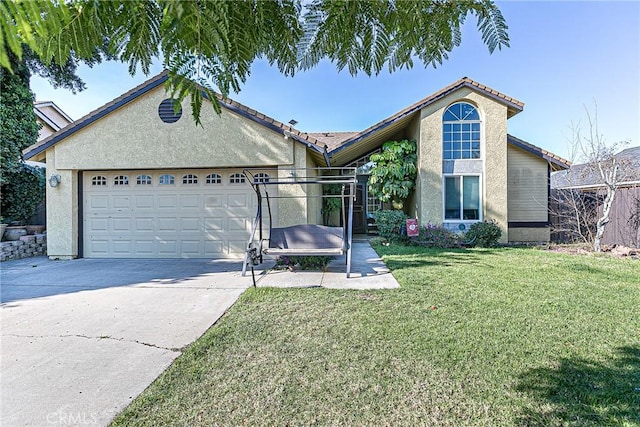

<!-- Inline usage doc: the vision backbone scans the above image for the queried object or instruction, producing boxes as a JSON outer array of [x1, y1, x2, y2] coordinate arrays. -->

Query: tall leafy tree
[[1, 0, 509, 124], [0, 50, 39, 185]]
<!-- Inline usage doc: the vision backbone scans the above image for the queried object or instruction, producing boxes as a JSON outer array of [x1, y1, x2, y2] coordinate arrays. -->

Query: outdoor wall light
[[48, 174, 61, 188]]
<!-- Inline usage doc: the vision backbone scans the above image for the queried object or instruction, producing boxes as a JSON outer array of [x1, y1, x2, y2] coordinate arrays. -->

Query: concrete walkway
[[256, 241, 399, 289], [0, 242, 397, 426]]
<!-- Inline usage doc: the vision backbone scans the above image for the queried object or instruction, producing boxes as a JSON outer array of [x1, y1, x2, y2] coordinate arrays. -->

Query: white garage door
[[83, 169, 274, 258]]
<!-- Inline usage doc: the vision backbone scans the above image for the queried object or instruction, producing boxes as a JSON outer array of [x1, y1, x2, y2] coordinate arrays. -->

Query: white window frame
[[442, 102, 482, 161], [442, 174, 483, 223]]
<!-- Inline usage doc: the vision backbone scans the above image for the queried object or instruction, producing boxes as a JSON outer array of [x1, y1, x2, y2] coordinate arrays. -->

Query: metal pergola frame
[[241, 168, 357, 281]]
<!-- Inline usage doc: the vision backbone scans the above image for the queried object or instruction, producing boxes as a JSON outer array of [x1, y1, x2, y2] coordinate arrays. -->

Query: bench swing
[[241, 168, 357, 283]]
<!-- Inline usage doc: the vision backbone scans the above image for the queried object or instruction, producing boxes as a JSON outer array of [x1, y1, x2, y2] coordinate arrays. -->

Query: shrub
[[368, 236, 389, 246], [368, 139, 417, 210], [414, 223, 462, 248], [0, 163, 45, 224], [275, 256, 333, 271], [465, 220, 502, 248], [373, 210, 408, 240]]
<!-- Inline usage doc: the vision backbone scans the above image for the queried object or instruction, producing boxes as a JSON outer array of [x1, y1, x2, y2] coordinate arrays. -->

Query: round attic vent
[[158, 99, 182, 123]]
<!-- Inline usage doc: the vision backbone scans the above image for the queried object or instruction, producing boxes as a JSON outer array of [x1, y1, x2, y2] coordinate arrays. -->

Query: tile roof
[[307, 132, 360, 151], [24, 71, 326, 160], [25, 73, 568, 172], [326, 76, 525, 157]]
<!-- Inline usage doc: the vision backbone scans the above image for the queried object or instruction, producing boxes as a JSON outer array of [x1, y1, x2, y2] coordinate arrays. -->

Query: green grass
[[112, 247, 640, 426]]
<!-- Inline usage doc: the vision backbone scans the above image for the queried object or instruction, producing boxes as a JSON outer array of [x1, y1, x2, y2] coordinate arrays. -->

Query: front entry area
[[82, 169, 274, 258]]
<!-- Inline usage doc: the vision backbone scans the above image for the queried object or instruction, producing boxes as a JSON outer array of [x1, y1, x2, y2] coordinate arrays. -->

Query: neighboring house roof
[[551, 146, 640, 189], [24, 71, 327, 162], [34, 100, 73, 136]]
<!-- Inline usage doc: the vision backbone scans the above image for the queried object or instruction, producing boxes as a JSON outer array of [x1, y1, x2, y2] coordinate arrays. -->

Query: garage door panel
[[88, 217, 109, 232], [228, 217, 250, 232], [204, 195, 223, 208], [181, 218, 201, 232], [158, 240, 178, 255], [89, 195, 109, 209], [133, 240, 155, 256], [204, 217, 224, 231], [228, 239, 246, 254], [112, 240, 132, 255], [134, 217, 155, 232], [158, 195, 178, 209], [135, 195, 154, 209], [84, 169, 273, 258], [204, 240, 224, 255], [157, 217, 178, 232], [88, 240, 109, 255], [181, 240, 201, 255], [112, 217, 132, 232], [180, 194, 200, 209], [228, 193, 248, 208]]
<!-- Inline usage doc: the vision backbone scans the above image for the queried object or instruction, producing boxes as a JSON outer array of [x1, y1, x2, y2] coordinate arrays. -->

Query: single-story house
[[24, 71, 569, 259], [551, 146, 640, 247]]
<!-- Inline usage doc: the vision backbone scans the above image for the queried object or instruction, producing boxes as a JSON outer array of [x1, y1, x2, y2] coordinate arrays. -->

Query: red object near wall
[[406, 218, 419, 237]]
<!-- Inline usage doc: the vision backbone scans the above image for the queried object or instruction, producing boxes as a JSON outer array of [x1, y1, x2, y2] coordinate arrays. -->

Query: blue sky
[[31, 1, 639, 161]]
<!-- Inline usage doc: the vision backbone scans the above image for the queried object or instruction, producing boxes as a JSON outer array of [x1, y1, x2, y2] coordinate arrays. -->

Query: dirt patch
[[545, 243, 639, 260]]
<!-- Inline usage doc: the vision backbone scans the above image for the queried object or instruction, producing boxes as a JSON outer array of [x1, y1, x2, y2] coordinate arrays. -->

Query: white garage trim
[[82, 169, 276, 258]]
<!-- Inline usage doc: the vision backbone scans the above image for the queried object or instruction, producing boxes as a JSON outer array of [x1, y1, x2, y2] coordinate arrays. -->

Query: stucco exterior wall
[[53, 87, 294, 170], [418, 88, 509, 242], [277, 144, 310, 227], [45, 150, 78, 259], [42, 87, 306, 258], [405, 115, 421, 220], [507, 145, 549, 221]]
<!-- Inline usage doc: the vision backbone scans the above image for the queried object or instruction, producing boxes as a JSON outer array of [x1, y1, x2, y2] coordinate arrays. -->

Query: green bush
[[1, 163, 45, 223], [368, 236, 389, 246], [465, 220, 502, 248], [413, 223, 462, 248], [368, 139, 417, 209], [373, 210, 408, 240]]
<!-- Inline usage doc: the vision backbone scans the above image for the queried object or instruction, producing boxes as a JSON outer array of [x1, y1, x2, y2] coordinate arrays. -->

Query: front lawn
[[112, 247, 639, 426]]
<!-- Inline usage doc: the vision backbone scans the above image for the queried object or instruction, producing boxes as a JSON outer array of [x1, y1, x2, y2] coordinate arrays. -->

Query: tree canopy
[[1, 0, 509, 124]]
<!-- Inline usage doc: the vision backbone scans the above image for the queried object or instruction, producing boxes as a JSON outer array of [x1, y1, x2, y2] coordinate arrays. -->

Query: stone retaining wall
[[0, 234, 47, 262]]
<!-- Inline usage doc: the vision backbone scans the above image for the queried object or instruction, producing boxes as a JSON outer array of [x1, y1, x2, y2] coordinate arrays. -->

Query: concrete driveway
[[1, 257, 253, 426]]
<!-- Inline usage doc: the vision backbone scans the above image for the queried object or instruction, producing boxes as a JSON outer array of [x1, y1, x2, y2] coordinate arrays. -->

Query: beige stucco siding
[[44, 150, 79, 259], [507, 145, 549, 222], [418, 87, 508, 242], [53, 87, 294, 170], [42, 87, 311, 258]]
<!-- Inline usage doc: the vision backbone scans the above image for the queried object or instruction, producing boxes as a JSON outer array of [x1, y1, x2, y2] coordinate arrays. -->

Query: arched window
[[253, 173, 270, 184], [136, 174, 152, 185], [443, 102, 481, 160], [114, 175, 129, 185], [91, 176, 107, 186], [229, 173, 246, 184], [159, 174, 175, 185], [205, 173, 222, 184], [182, 174, 198, 184]]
